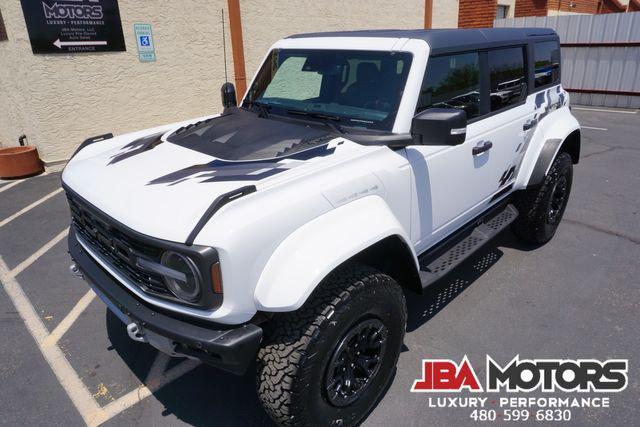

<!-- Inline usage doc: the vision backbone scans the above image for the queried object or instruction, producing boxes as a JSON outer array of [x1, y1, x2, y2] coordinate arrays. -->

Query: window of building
[[416, 52, 481, 119], [534, 41, 561, 88], [0, 9, 8, 41], [488, 47, 526, 112], [496, 5, 509, 19]]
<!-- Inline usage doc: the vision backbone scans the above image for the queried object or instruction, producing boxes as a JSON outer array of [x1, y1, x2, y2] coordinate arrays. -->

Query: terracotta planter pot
[[0, 146, 44, 178]]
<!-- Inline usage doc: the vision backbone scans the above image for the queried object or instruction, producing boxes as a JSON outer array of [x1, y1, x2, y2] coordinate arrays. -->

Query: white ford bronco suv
[[64, 28, 580, 426]]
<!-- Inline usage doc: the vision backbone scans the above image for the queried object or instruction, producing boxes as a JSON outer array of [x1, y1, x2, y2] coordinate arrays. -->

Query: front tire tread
[[256, 264, 405, 426]]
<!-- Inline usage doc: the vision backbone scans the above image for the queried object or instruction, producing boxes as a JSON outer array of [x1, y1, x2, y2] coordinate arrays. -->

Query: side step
[[418, 204, 519, 290]]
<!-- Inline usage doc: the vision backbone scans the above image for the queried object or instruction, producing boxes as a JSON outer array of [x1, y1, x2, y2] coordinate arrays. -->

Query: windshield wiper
[[247, 100, 271, 118], [285, 109, 348, 134]]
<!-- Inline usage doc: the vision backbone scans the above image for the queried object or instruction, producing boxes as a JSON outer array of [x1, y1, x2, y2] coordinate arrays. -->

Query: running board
[[418, 204, 519, 290]]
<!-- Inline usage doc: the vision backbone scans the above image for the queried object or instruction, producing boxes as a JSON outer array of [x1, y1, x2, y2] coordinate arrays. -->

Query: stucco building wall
[[0, 0, 235, 161], [240, 0, 425, 92], [432, 0, 461, 28], [0, 0, 426, 163]]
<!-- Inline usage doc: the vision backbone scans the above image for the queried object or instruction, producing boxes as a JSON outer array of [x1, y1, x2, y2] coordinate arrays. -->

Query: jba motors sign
[[411, 356, 628, 393], [20, 0, 126, 54]]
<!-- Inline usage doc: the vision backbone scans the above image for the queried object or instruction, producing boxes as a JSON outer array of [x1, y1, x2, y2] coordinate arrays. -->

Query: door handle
[[523, 119, 538, 131], [472, 141, 493, 156]]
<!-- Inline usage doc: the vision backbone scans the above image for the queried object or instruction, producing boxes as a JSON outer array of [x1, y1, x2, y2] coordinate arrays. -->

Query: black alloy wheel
[[324, 318, 388, 407]]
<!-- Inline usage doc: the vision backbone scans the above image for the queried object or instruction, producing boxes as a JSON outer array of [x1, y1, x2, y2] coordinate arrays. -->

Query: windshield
[[243, 49, 413, 131]]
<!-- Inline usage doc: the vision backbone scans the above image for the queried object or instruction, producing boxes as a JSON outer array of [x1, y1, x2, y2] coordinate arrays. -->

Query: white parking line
[[0, 254, 103, 425], [0, 179, 26, 194], [91, 359, 201, 426], [573, 107, 638, 115], [10, 228, 69, 277], [43, 289, 96, 348], [1, 228, 205, 426], [145, 353, 171, 385], [582, 126, 608, 131], [0, 187, 63, 229]]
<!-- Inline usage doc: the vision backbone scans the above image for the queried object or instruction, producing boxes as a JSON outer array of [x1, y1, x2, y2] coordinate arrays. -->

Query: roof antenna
[[221, 8, 229, 84], [220, 8, 237, 111]]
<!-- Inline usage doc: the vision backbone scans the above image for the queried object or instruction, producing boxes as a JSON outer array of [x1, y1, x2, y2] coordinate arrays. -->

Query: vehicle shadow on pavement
[[106, 310, 275, 426], [103, 229, 538, 425], [406, 229, 538, 333]]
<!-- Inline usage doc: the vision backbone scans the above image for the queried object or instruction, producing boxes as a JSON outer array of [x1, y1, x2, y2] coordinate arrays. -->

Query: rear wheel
[[512, 152, 573, 244], [256, 264, 406, 426]]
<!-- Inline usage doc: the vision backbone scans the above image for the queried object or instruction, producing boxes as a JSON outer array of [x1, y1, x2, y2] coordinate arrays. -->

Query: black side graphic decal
[[498, 166, 516, 187], [498, 86, 569, 189]]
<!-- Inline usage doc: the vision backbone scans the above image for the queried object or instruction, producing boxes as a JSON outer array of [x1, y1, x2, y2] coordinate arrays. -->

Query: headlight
[[160, 251, 201, 302]]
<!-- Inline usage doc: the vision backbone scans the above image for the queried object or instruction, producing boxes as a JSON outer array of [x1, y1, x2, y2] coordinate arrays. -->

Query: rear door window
[[534, 41, 561, 88], [416, 52, 481, 119], [488, 47, 527, 112]]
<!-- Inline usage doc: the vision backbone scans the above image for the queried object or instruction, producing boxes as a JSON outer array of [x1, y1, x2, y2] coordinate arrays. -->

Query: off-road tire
[[256, 264, 406, 427], [512, 152, 573, 244]]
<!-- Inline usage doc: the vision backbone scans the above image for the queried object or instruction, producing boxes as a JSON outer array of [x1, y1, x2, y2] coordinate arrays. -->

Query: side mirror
[[221, 82, 237, 108], [411, 108, 467, 146]]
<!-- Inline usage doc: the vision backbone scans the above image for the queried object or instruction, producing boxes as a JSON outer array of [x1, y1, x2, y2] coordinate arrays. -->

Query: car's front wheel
[[256, 264, 406, 426]]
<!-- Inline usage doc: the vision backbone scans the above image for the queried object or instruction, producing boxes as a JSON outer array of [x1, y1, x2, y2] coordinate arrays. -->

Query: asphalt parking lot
[[0, 107, 638, 426]]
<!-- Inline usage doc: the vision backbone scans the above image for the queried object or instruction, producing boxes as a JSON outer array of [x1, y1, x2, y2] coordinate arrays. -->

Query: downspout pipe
[[227, 0, 247, 100], [424, 0, 433, 29]]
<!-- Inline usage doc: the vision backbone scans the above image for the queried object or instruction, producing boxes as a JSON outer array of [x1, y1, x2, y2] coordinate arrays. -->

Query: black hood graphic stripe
[[108, 132, 164, 165], [147, 144, 336, 186], [166, 108, 333, 161]]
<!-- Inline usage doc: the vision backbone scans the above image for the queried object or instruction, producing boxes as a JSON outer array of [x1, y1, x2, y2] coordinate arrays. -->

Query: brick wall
[[599, 0, 627, 12], [516, 0, 627, 16], [515, 0, 548, 17], [459, 0, 498, 27], [547, 0, 598, 13]]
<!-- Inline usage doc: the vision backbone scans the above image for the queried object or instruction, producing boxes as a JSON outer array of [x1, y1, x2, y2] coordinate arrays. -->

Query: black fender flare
[[527, 138, 563, 187], [527, 129, 580, 188]]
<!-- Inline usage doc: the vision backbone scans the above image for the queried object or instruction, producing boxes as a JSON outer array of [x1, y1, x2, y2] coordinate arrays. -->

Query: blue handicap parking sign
[[134, 24, 156, 62]]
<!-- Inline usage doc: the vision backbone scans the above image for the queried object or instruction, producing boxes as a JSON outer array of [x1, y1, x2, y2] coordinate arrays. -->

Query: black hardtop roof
[[287, 28, 558, 55]]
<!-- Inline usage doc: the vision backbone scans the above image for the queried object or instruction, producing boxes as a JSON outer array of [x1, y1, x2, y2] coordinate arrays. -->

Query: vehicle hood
[[62, 108, 362, 243]]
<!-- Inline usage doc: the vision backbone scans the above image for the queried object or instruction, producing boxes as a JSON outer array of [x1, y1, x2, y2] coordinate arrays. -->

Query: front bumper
[[68, 228, 263, 375]]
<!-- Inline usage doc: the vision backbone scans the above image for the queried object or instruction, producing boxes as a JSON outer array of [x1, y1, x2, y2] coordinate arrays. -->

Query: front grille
[[66, 193, 173, 298]]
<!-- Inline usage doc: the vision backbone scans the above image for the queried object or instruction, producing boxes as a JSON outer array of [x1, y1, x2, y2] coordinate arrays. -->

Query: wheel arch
[[560, 128, 581, 165], [350, 234, 423, 295], [526, 128, 580, 188], [253, 196, 421, 312], [514, 106, 580, 189]]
